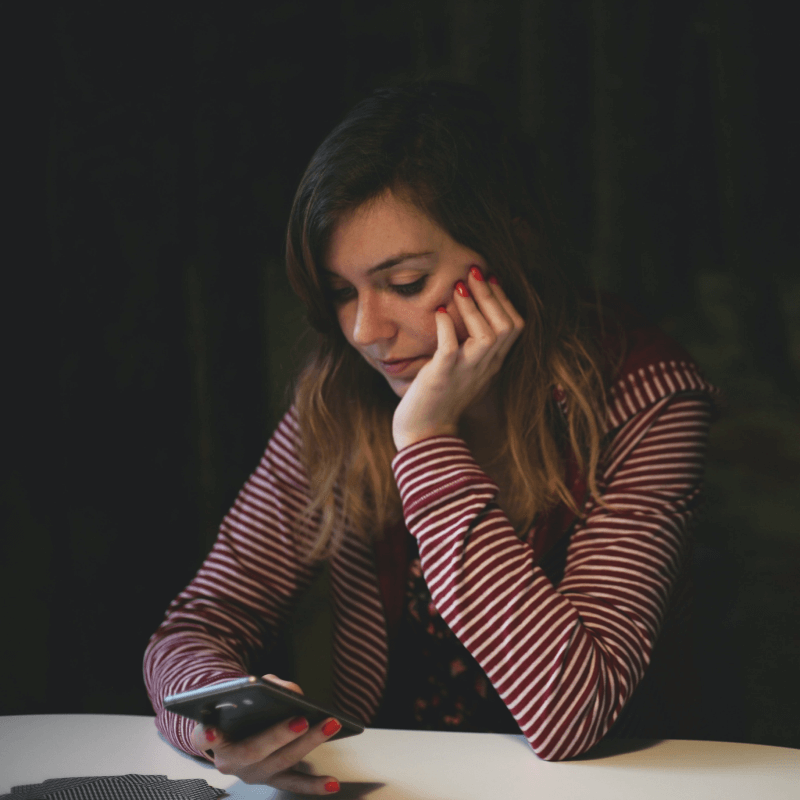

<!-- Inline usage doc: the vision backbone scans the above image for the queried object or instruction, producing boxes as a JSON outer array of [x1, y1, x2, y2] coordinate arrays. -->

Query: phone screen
[[163, 676, 364, 742]]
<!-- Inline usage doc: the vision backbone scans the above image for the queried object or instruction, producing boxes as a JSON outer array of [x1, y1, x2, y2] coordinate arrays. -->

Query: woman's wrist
[[393, 424, 459, 452]]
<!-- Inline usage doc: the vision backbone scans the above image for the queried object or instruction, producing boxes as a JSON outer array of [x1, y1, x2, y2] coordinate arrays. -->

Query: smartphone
[[164, 676, 365, 742]]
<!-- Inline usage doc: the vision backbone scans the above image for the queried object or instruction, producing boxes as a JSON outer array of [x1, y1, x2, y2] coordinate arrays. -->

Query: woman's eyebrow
[[324, 251, 434, 277]]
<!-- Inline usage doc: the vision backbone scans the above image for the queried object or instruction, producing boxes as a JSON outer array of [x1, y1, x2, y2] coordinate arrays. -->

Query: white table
[[1, 715, 798, 799]]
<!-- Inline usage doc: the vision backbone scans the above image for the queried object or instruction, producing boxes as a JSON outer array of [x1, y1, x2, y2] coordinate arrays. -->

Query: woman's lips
[[379, 356, 425, 375]]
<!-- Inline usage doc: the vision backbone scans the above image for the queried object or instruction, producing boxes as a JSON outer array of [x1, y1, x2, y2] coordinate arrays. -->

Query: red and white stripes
[[143, 361, 717, 762], [144, 410, 318, 757], [391, 392, 711, 760], [329, 534, 388, 723]]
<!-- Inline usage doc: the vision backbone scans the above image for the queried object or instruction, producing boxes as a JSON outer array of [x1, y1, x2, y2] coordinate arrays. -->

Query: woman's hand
[[392, 266, 524, 451], [191, 674, 342, 795]]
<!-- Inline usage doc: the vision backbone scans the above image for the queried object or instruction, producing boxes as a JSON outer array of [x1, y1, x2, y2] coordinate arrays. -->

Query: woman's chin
[[386, 375, 413, 397]]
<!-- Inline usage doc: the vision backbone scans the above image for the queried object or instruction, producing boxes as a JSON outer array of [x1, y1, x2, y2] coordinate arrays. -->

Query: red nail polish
[[488, 275, 499, 286], [437, 305, 447, 313], [455, 281, 470, 298], [322, 719, 342, 737], [205, 728, 217, 743], [325, 780, 340, 793], [470, 265, 484, 281], [289, 716, 309, 733]]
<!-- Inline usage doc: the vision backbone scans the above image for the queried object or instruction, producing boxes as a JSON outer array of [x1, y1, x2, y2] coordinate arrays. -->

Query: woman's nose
[[352, 292, 396, 345]]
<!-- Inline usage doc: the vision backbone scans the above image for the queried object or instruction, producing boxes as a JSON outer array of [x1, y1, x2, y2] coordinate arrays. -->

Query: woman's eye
[[327, 276, 427, 303], [328, 286, 356, 303], [392, 277, 427, 296]]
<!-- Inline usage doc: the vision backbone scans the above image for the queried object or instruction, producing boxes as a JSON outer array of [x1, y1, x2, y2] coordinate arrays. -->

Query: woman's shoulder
[[580, 290, 723, 428], [255, 404, 307, 477], [262, 404, 303, 450]]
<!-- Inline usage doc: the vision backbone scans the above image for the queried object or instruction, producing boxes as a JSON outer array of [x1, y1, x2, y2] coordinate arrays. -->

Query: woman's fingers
[[480, 277, 524, 363], [453, 267, 523, 361], [433, 301, 459, 363], [262, 673, 304, 695], [196, 718, 339, 794], [202, 715, 342, 785], [212, 720, 306, 774], [235, 717, 342, 785], [191, 722, 224, 761], [267, 768, 340, 795], [189, 675, 342, 793], [485, 275, 525, 333], [392, 265, 524, 450]]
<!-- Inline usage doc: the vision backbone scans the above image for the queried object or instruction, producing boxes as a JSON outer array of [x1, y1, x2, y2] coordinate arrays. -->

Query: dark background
[[3, 1, 798, 749]]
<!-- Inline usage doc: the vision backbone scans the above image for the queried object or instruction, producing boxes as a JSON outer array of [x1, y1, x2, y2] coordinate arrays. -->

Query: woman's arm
[[143, 409, 317, 757], [391, 391, 711, 761]]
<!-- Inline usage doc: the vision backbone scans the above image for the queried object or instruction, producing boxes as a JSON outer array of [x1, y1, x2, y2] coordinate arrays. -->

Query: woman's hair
[[286, 80, 614, 559]]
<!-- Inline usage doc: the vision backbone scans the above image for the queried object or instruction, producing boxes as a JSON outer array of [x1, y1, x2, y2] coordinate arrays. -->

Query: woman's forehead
[[324, 192, 444, 276]]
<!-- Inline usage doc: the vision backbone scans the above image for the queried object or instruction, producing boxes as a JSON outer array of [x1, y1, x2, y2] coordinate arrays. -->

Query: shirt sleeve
[[391, 391, 712, 761], [143, 409, 316, 757]]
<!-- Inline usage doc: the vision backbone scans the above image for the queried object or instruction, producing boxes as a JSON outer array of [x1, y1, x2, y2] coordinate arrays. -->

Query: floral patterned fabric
[[373, 530, 522, 733]]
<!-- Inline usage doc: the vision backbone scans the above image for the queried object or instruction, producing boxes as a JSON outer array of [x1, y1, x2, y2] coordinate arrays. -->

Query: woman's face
[[324, 191, 489, 397]]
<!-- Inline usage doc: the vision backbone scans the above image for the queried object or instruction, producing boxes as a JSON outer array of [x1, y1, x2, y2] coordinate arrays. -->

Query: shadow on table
[[567, 738, 800, 773], [569, 738, 664, 760]]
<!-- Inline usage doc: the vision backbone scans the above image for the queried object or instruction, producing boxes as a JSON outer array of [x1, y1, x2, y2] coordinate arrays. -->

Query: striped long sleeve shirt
[[144, 308, 720, 762]]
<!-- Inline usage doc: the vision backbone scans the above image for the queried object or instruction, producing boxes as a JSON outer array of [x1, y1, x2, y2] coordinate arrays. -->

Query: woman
[[144, 81, 719, 793]]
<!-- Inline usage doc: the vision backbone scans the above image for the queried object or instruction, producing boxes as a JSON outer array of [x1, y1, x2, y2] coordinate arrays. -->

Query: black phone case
[[163, 677, 364, 742]]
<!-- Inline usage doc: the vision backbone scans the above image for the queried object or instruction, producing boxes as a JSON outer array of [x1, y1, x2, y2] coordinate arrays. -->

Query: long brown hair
[[286, 81, 614, 559]]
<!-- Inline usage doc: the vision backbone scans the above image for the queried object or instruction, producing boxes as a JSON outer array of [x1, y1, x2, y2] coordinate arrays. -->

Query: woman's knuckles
[[265, 751, 297, 775], [231, 739, 266, 764], [225, 735, 288, 768], [434, 342, 459, 361], [494, 319, 514, 336]]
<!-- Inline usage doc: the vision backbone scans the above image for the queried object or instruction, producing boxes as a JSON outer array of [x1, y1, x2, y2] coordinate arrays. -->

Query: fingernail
[[325, 780, 340, 793], [322, 718, 342, 737], [470, 265, 484, 281], [455, 281, 470, 298], [437, 305, 447, 313], [289, 716, 309, 733], [205, 728, 217, 743], [488, 275, 499, 286]]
